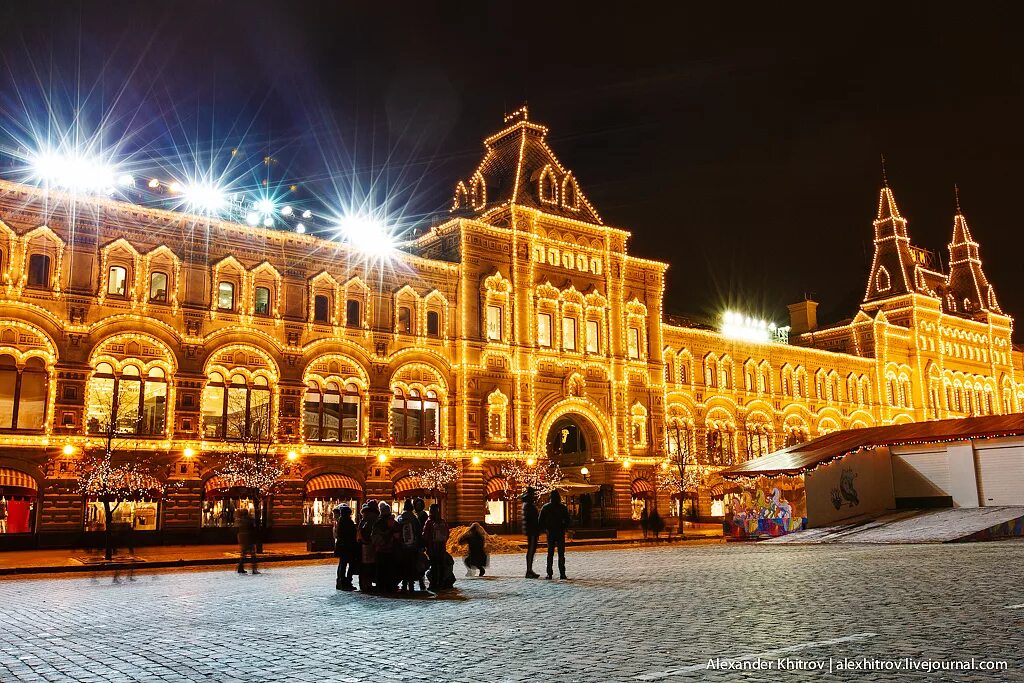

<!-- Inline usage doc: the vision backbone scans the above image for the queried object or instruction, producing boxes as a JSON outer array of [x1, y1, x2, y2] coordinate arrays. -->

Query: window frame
[[345, 299, 361, 328], [149, 271, 169, 303], [254, 286, 272, 316], [202, 372, 272, 441], [217, 281, 235, 311], [486, 304, 503, 341], [304, 381, 361, 444], [561, 316, 577, 351], [26, 253, 51, 289], [426, 310, 441, 337], [586, 319, 600, 354], [390, 388, 440, 446], [313, 294, 331, 323], [537, 313, 552, 348], [0, 356, 48, 431], [87, 363, 167, 437], [107, 265, 129, 298]]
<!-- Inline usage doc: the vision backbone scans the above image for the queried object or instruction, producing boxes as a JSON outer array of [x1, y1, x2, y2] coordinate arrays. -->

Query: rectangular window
[[538, 313, 552, 347], [627, 327, 641, 358], [486, 305, 503, 341], [149, 272, 168, 302], [27, 254, 50, 288], [107, 266, 128, 297], [346, 299, 361, 327], [427, 311, 440, 337], [254, 287, 271, 315], [314, 295, 330, 323], [586, 320, 599, 353], [398, 306, 412, 333], [562, 317, 577, 351], [0, 367, 16, 429], [217, 282, 235, 310], [341, 395, 359, 442]]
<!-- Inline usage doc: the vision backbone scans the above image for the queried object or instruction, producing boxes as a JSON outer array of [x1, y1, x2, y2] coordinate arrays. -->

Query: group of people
[[332, 497, 455, 593], [329, 486, 573, 593], [233, 485, 576, 589], [638, 505, 666, 539]]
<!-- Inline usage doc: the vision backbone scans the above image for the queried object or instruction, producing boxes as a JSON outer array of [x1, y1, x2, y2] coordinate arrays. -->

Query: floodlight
[[256, 198, 275, 214], [295, 223, 306, 234], [302, 209, 312, 219], [245, 212, 259, 226], [263, 217, 273, 227], [168, 181, 182, 194], [183, 183, 227, 214], [281, 205, 293, 216], [338, 215, 396, 256], [117, 174, 135, 187], [30, 151, 116, 193], [148, 178, 160, 189]]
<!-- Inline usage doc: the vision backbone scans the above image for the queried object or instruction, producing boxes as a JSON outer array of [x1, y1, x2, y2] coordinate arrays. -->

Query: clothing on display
[[303, 497, 359, 525], [202, 497, 255, 527], [84, 499, 158, 531]]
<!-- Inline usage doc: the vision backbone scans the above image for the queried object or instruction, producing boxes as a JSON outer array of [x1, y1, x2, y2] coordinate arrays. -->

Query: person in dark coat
[[357, 502, 379, 592], [396, 499, 423, 593], [412, 497, 429, 590], [372, 502, 400, 592], [649, 508, 665, 539], [538, 489, 571, 580], [333, 504, 359, 591], [235, 508, 258, 575], [640, 505, 650, 539], [521, 487, 541, 578], [458, 523, 488, 576], [421, 503, 455, 591]]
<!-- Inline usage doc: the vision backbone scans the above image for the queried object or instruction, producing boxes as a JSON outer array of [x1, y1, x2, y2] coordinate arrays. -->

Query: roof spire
[[503, 104, 529, 125], [880, 153, 888, 187], [954, 183, 962, 214]]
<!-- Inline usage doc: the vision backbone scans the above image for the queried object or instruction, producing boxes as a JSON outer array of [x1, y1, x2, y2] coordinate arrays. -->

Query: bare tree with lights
[[500, 453, 563, 502], [409, 445, 460, 499], [64, 421, 170, 561], [657, 438, 709, 534], [210, 402, 289, 550]]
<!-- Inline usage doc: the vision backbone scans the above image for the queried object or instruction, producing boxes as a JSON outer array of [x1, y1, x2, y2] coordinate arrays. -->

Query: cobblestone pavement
[[1, 541, 1022, 682]]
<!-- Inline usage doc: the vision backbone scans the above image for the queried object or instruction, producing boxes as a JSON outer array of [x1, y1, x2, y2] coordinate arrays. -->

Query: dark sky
[[2, 2, 1023, 332]]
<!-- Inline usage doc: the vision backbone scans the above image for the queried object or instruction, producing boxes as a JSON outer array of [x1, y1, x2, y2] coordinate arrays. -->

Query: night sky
[[2, 3, 1022, 334]]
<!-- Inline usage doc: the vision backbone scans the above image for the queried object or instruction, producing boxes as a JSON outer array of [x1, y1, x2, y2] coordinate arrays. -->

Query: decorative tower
[[863, 179, 919, 303], [945, 188, 1001, 315]]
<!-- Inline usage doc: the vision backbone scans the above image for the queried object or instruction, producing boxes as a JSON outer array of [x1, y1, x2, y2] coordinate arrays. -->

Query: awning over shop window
[[305, 473, 363, 497], [631, 478, 654, 498], [485, 477, 507, 501], [555, 479, 601, 497], [0, 467, 37, 495], [393, 476, 427, 498]]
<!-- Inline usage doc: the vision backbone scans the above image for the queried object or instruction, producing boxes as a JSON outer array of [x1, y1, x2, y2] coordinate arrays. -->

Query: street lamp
[[580, 466, 590, 483]]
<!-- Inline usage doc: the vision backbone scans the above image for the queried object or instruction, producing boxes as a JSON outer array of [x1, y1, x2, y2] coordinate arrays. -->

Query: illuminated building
[[0, 107, 1021, 546]]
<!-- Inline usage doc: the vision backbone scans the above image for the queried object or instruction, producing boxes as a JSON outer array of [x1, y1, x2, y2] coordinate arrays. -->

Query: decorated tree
[[211, 402, 290, 548], [409, 446, 460, 499], [656, 445, 709, 533], [500, 453, 563, 502], [65, 421, 170, 561]]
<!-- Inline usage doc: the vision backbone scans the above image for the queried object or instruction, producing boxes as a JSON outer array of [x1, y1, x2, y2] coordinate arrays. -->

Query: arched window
[[666, 422, 691, 457], [706, 364, 717, 388], [313, 295, 330, 323], [107, 265, 128, 297], [217, 282, 235, 311], [27, 254, 50, 288], [784, 428, 808, 447], [202, 372, 271, 440], [706, 427, 734, 465], [746, 427, 772, 459], [304, 381, 360, 443], [86, 363, 166, 436], [398, 306, 412, 334], [390, 388, 440, 446], [0, 356, 48, 430], [876, 267, 890, 292], [427, 310, 440, 337], [149, 272, 168, 303], [254, 286, 271, 316], [346, 299, 361, 327]]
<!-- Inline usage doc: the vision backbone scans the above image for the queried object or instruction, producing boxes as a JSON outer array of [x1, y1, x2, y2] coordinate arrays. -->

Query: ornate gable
[[450, 106, 603, 226]]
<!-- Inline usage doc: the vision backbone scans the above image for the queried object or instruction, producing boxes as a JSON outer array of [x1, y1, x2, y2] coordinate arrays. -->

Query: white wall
[[891, 436, 1024, 508]]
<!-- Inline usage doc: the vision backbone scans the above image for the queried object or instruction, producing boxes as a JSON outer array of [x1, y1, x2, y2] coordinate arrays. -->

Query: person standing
[[396, 499, 423, 593], [538, 489, 571, 580], [413, 498, 429, 591], [333, 505, 358, 591], [372, 502, 399, 592], [421, 503, 454, 591], [235, 508, 259, 575], [357, 502, 379, 592], [521, 487, 541, 578], [640, 505, 650, 539]]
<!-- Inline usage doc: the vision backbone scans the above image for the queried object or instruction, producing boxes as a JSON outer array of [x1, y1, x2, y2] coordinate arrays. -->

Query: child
[[458, 522, 489, 577]]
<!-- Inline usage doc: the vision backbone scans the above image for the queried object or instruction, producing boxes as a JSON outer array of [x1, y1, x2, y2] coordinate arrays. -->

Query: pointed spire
[[880, 153, 888, 187], [876, 185, 903, 221], [951, 185, 974, 245]]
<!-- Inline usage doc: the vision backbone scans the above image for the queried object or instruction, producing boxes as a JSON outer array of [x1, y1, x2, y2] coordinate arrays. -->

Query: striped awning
[[204, 476, 241, 493], [709, 483, 724, 497], [393, 476, 426, 497], [306, 473, 362, 495], [485, 477, 507, 501], [631, 478, 654, 496], [0, 468, 37, 492]]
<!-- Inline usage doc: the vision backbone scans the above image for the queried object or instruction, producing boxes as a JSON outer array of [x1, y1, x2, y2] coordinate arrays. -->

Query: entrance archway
[[546, 414, 601, 467]]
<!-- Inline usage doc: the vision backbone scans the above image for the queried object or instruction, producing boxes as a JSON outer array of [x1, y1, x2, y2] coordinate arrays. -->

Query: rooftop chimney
[[787, 299, 818, 336]]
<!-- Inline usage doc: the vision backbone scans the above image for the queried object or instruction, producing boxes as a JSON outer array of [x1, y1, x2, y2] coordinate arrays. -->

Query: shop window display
[[304, 496, 359, 526], [202, 494, 255, 527], [0, 490, 35, 534], [483, 499, 506, 525], [84, 499, 159, 531]]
